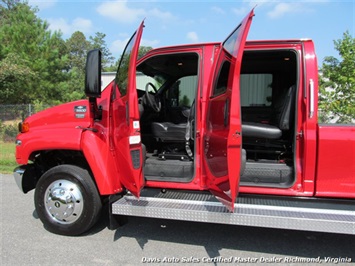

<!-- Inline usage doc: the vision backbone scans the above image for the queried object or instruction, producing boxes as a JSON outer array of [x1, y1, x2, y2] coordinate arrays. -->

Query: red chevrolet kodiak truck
[[14, 9, 355, 236]]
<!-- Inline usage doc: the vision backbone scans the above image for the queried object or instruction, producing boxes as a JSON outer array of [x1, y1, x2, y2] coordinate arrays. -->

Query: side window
[[115, 32, 136, 97], [240, 74, 273, 107], [212, 61, 231, 97], [169, 76, 197, 107]]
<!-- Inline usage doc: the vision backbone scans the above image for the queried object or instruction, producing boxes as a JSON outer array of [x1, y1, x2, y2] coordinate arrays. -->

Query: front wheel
[[34, 165, 102, 236]]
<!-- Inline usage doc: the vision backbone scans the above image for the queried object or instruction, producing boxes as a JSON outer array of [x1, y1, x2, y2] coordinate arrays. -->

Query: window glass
[[136, 72, 165, 92], [167, 76, 197, 108], [178, 76, 197, 107], [115, 32, 136, 97], [212, 61, 231, 97], [223, 24, 241, 56], [240, 74, 273, 107]]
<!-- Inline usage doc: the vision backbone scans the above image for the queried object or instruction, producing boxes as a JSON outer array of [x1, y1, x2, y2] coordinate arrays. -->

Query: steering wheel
[[145, 82, 161, 112]]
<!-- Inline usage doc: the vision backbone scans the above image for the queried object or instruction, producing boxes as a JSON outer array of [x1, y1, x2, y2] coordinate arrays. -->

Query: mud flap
[[108, 194, 128, 230]]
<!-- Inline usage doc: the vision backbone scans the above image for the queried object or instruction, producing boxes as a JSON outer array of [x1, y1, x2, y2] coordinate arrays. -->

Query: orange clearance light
[[19, 122, 30, 133]]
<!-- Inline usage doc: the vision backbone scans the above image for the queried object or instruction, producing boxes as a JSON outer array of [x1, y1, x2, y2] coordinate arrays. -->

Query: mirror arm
[[89, 97, 102, 121]]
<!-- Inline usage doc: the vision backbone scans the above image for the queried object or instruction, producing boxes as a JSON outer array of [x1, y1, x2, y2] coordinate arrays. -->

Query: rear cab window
[[240, 74, 273, 107]]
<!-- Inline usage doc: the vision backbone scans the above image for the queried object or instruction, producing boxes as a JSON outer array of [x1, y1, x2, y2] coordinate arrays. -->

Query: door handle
[[309, 79, 314, 118]]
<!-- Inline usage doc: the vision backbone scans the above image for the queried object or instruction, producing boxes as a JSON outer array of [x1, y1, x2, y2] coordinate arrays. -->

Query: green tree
[[319, 31, 355, 123], [89, 32, 114, 70], [66, 31, 90, 71], [64, 31, 91, 100], [107, 46, 153, 72], [63, 31, 115, 99], [0, 0, 20, 13], [138, 46, 153, 60], [0, 53, 35, 103], [0, 1, 69, 104]]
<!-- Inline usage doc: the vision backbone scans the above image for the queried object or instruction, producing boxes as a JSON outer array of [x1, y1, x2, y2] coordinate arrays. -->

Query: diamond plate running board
[[112, 193, 355, 235]]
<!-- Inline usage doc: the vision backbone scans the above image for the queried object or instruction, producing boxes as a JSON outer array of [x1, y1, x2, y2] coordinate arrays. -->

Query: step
[[112, 190, 355, 235]]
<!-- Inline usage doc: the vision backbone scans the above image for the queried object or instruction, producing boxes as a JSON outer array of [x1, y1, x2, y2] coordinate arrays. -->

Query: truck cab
[[14, 9, 355, 236]]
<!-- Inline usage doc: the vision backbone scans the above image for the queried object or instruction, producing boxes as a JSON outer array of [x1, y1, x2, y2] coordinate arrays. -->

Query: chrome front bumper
[[14, 166, 26, 193], [13, 165, 37, 193]]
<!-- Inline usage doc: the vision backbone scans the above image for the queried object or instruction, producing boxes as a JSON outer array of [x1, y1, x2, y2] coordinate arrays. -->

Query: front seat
[[151, 101, 195, 143], [242, 85, 296, 140], [151, 122, 187, 142]]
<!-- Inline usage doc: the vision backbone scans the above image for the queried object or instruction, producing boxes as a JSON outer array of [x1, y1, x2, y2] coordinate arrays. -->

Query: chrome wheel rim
[[44, 179, 84, 224]]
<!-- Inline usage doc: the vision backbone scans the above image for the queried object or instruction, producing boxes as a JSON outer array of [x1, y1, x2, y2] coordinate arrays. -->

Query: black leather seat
[[151, 122, 187, 142], [242, 122, 282, 139], [152, 102, 195, 143], [242, 85, 296, 140]]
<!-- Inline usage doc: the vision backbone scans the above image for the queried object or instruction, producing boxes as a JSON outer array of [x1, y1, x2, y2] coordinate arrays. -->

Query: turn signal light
[[18, 122, 30, 133]]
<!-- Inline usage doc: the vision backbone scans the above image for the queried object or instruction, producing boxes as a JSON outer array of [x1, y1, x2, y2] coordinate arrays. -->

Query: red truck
[[14, 9, 354, 236]]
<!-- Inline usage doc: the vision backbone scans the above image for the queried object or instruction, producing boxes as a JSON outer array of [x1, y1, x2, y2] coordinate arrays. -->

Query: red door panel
[[204, 9, 254, 211], [111, 21, 145, 197]]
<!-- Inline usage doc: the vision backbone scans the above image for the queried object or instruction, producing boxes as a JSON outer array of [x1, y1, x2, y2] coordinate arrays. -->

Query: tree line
[[0, 0, 118, 105], [0, 1, 354, 123], [318, 31, 355, 123]]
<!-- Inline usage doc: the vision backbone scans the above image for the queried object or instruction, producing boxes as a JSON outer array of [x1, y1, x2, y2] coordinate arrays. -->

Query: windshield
[[115, 31, 137, 96], [136, 72, 166, 92]]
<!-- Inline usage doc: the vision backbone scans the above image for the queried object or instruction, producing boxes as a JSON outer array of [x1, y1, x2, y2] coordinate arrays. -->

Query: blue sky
[[28, 0, 354, 64]]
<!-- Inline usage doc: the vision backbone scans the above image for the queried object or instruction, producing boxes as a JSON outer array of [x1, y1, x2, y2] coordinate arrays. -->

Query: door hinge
[[296, 130, 303, 139]]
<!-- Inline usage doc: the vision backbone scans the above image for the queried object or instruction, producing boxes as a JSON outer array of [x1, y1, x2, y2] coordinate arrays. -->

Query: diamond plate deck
[[112, 190, 355, 235]]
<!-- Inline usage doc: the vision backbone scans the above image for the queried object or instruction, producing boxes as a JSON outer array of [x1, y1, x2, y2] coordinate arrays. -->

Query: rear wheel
[[34, 165, 102, 236]]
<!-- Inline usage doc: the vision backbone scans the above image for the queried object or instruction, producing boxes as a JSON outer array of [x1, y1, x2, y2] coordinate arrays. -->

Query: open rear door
[[111, 21, 145, 197], [204, 9, 254, 211]]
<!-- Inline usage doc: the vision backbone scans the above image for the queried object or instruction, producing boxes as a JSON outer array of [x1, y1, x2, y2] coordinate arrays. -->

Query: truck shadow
[[32, 206, 355, 261], [110, 216, 354, 261]]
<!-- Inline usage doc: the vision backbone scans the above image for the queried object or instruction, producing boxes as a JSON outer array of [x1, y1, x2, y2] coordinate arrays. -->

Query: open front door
[[204, 10, 254, 211], [111, 21, 144, 197]]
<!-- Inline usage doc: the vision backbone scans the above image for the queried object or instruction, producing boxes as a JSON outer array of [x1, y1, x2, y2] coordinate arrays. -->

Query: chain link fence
[[0, 104, 52, 121], [1, 104, 34, 122], [0, 104, 51, 142]]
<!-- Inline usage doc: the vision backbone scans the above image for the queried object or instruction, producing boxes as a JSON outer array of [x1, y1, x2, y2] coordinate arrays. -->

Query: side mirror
[[85, 49, 102, 98]]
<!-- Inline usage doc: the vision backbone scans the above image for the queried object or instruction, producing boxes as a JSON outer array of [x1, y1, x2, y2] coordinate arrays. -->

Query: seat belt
[[185, 101, 195, 159]]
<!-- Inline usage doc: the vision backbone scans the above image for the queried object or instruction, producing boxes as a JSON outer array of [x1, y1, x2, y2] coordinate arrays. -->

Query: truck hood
[[23, 100, 91, 131]]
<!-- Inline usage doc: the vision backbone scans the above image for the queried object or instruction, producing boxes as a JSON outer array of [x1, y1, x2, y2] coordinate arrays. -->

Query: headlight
[[15, 139, 22, 146]]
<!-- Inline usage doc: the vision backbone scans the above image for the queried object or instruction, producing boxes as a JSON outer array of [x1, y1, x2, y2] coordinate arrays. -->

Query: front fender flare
[[16, 128, 83, 165]]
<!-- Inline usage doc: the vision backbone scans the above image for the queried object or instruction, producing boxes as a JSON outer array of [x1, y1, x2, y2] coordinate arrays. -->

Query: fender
[[15, 127, 86, 194], [81, 130, 123, 195], [16, 127, 83, 165]]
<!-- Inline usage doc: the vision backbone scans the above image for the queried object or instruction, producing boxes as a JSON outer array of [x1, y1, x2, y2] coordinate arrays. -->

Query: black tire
[[34, 165, 102, 236]]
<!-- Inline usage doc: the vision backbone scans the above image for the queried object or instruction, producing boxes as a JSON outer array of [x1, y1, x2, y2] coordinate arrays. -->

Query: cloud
[[267, 3, 306, 19], [141, 38, 160, 48], [211, 6, 225, 14], [47, 17, 93, 36], [111, 38, 130, 55], [110, 38, 159, 55], [187, 31, 199, 42], [150, 8, 175, 20], [230, 1, 316, 20], [97, 1, 145, 24], [72, 18, 93, 33], [232, 7, 247, 16], [97, 0, 174, 24]]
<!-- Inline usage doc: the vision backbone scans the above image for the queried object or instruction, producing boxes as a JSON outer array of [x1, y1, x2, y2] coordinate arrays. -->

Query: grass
[[0, 141, 17, 174]]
